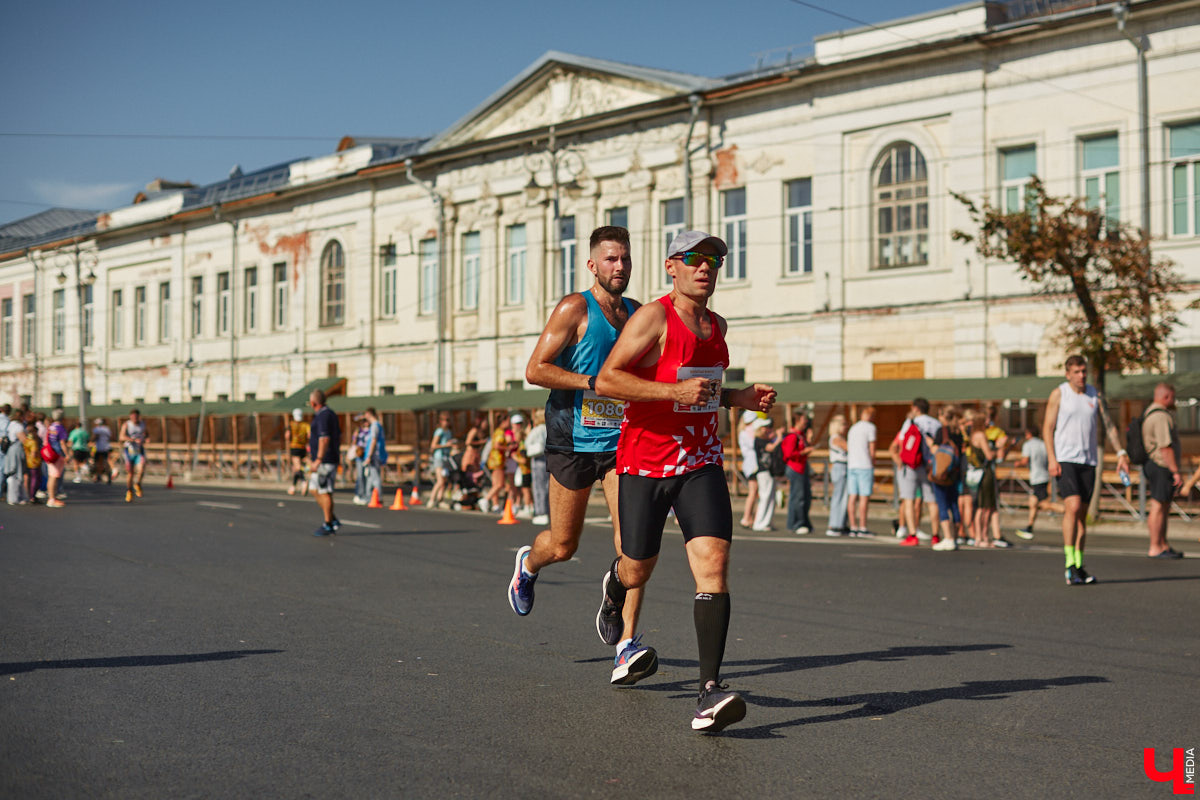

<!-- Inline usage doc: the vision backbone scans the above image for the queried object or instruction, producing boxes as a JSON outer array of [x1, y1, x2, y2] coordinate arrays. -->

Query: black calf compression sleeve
[[605, 558, 628, 604], [694, 592, 731, 688]]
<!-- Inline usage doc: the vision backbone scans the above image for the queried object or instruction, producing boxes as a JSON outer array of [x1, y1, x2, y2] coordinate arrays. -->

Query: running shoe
[[692, 683, 746, 733], [330, 517, 341, 531], [532, 514, 549, 526], [134, 484, 142, 498], [1015, 527, 1035, 540], [596, 566, 625, 646], [795, 526, 811, 535], [1076, 566, 1096, 584], [611, 634, 659, 685], [314, 522, 337, 537], [900, 535, 919, 547], [1064, 565, 1086, 586], [993, 536, 1013, 549], [508, 545, 536, 616], [45, 499, 66, 508], [125, 490, 133, 503], [825, 529, 842, 537]]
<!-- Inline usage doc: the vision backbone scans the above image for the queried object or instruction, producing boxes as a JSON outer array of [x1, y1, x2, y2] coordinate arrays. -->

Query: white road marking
[[336, 519, 382, 529], [197, 501, 242, 510]]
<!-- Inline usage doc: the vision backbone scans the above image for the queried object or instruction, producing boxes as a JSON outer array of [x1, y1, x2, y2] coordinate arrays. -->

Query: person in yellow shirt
[[285, 408, 311, 495]]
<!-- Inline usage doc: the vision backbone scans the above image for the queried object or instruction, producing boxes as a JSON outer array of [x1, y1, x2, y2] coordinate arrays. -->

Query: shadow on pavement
[[0, 649, 284, 676], [1092, 574, 1200, 585], [718, 675, 1109, 739]]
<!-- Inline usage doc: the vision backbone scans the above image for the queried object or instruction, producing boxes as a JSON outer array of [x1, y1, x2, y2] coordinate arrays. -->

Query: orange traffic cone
[[409, 485, 422, 505], [166, 475, 174, 489], [389, 488, 407, 510], [367, 487, 383, 508], [497, 497, 519, 525]]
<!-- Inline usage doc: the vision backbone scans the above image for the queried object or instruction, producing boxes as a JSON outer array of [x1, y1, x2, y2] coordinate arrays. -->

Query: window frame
[[158, 281, 171, 343], [1168, 121, 1200, 237], [81, 284, 93, 349], [506, 224, 526, 306], [21, 294, 35, 356], [419, 237, 438, 317], [0, 297, 12, 358], [785, 178, 813, 276], [190, 276, 203, 338], [461, 231, 480, 312], [272, 262, 288, 330], [244, 266, 258, 333], [52, 288, 66, 353], [1079, 133, 1120, 232], [1001, 144, 1038, 214], [134, 285, 147, 345], [381, 252, 397, 318], [721, 187, 747, 281], [661, 197, 685, 288], [872, 141, 930, 269], [319, 240, 346, 328], [111, 288, 124, 348], [558, 215, 577, 297], [216, 271, 231, 335]]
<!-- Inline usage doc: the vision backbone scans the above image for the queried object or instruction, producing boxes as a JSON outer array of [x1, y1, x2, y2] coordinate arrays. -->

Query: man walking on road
[[308, 390, 342, 537], [846, 406, 877, 537], [507, 226, 656, 686], [1141, 382, 1185, 559], [596, 230, 776, 733], [1043, 356, 1129, 584]]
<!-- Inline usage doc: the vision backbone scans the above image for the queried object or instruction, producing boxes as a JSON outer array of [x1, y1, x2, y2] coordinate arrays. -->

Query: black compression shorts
[[1056, 462, 1095, 505], [617, 463, 732, 560]]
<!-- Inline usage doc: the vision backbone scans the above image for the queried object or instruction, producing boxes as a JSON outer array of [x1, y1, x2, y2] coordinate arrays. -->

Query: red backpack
[[899, 423, 924, 468]]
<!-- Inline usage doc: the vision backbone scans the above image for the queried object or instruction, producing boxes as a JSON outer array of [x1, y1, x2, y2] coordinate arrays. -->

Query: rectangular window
[[785, 178, 813, 275], [111, 289, 124, 348], [725, 367, 746, 383], [82, 284, 93, 349], [52, 289, 65, 353], [1001, 145, 1038, 213], [420, 238, 438, 316], [1004, 353, 1037, 376], [1168, 121, 1200, 236], [134, 285, 147, 344], [381, 253, 397, 317], [244, 267, 258, 332], [722, 188, 747, 280], [21, 294, 35, 355], [51, 392, 63, 409], [158, 282, 170, 343], [460, 381, 477, 392], [418, 383, 435, 394], [507, 224, 526, 305], [217, 271, 231, 335], [607, 206, 628, 229], [558, 216, 577, 297], [1080, 134, 1120, 231], [272, 262, 288, 329], [784, 364, 812, 382], [0, 297, 12, 358], [505, 379, 524, 391], [461, 232, 480, 311], [190, 276, 203, 337], [661, 197, 685, 288]]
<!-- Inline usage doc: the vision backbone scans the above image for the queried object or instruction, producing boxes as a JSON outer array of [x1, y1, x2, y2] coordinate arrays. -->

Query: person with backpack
[[1135, 383, 1185, 558], [891, 397, 941, 546], [782, 413, 815, 534], [927, 405, 963, 551]]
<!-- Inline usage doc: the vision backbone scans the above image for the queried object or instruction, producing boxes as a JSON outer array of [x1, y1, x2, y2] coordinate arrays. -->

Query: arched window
[[319, 240, 345, 327], [873, 141, 928, 268]]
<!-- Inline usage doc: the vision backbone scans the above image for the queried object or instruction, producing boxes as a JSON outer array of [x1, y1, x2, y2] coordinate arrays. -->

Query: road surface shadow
[[717, 675, 1108, 739], [1092, 574, 1200, 584], [0, 649, 284, 676]]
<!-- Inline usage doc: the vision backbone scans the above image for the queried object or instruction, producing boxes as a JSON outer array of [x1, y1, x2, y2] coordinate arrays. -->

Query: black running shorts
[[547, 450, 616, 491], [1056, 462, 1095, 504], [1143, 460, 1175, 505], [1029, 482, 1049, 501], [618, 463, 733, 560]]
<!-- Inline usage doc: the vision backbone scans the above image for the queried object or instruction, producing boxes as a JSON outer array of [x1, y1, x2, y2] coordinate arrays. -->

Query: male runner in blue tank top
[[507, 226, 656, 686]]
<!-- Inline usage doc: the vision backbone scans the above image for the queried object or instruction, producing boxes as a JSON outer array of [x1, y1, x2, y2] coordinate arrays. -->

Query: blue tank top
[[545, 292, 635, 453]]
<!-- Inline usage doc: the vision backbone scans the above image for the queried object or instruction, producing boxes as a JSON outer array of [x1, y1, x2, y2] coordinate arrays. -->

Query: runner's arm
[[525, 294, 591, 391], [596, 303, 708, 406], [1043, 388, 1061, 476]]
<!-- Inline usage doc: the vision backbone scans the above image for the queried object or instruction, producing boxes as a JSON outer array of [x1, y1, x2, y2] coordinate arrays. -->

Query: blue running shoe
[[314, 522, 336, 537], [692, 682, 746, 732], [508, 545, 536, 616], [611, 634, 659, 685]]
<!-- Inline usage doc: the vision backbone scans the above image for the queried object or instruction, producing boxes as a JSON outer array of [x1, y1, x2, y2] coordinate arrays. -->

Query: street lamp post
[[30, 242, 97, 424]]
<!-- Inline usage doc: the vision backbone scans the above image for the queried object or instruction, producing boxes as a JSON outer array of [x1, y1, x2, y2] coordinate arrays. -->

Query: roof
[[0, 208, 98, 254]]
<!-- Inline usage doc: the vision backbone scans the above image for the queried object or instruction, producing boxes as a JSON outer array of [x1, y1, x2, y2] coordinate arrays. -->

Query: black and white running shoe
[[596, 567, 625, 646], [692, 683, 746, 733]]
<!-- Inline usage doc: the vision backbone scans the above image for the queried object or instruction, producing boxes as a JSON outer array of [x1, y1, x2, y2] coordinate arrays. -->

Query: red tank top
[[616, 295, 729, 478]]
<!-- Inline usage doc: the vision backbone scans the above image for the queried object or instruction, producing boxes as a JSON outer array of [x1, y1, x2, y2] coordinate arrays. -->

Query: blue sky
[[0, 0, 955, 226]]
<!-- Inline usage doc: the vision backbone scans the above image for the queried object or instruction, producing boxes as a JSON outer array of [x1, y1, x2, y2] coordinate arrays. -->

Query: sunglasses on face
[[672, 251, 724, 269]]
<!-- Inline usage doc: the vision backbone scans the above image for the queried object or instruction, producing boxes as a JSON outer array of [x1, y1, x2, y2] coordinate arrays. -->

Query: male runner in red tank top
[[596, 230, 776, 733]]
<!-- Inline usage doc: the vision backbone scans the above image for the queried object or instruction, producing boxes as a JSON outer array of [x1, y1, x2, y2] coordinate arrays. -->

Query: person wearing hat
[[507, 225, 656, 688], [596, 229, 776, 733], [285, 408, 310, 495]]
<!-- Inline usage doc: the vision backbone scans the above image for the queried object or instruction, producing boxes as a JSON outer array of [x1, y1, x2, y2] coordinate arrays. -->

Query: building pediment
[[428, 51, 713, 151]]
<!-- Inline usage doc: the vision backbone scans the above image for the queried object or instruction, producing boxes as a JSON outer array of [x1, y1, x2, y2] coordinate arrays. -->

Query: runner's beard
[[597, 273, 627, 295]]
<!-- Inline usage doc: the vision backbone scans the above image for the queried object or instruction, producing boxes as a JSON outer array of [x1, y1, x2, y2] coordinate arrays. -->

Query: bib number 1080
[[581, 391, 625, 429]]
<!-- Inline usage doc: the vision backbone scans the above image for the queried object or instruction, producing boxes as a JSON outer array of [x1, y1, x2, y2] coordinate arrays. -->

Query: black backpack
[[1125, 408, 1166, 466]]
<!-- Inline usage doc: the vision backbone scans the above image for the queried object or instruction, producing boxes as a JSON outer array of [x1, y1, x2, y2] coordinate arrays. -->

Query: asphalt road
[[2, 483, 1197, 799]]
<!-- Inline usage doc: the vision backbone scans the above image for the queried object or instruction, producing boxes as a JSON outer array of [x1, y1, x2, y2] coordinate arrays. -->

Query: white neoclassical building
[[2, 0, 1199, 412]]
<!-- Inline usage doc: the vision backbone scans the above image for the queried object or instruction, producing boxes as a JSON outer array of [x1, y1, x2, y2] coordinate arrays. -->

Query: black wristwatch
[[587, 375, 597, 391]]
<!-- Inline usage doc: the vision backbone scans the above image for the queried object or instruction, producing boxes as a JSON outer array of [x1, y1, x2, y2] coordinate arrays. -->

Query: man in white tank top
[[1042, 355, 1129, 586]]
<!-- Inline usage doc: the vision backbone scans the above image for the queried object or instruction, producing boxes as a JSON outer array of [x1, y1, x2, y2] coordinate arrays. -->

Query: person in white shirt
[[737, 410, 761, 528], [1012, 426, 1060, 539], [90, 418, 113, 484], [845, 406, 877, 537]]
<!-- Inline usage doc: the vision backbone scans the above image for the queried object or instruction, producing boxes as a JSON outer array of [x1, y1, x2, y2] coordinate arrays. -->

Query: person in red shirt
[[780, 413, 815, 534], [596, 230, 775, 733]]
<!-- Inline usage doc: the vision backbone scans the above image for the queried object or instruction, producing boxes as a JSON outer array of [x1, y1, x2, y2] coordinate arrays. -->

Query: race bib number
[[581, 391, 626, 429], [674, 366, 723, 413]]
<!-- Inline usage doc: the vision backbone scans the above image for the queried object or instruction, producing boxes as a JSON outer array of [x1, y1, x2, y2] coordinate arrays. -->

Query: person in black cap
[[596, 229, 776, 733]]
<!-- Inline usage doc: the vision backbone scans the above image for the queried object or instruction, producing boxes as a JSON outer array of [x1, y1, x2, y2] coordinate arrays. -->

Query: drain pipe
[[683, 93, 703, 228], [1114, 2, 1150, 239], [406, 158, 446, 391]]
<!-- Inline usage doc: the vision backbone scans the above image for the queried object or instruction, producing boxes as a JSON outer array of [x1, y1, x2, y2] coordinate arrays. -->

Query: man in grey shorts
[[307, 389, 342, 537], [892, 397, 941, 545]]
